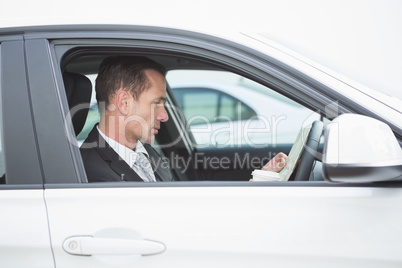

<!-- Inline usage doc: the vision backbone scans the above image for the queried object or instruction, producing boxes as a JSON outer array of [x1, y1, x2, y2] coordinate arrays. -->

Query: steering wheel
[[293, 120, 324, 181]]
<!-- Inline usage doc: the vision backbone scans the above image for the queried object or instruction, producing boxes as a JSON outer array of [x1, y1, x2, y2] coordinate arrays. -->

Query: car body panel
[[0, 38, 54, 266], [0, 39, 43, 184], [0, 189, 54, 268], [45, 184, 402, 268]]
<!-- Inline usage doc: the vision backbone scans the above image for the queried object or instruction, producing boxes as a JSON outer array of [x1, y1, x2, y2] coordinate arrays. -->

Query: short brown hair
[[95, 56, 167, 106]]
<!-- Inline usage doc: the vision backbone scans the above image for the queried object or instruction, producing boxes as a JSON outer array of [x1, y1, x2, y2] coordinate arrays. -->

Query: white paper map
[[279, 125, 312, 181]]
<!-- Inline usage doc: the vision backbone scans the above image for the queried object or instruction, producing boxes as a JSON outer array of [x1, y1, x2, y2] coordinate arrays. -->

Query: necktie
[[132, 152, 156, 182]]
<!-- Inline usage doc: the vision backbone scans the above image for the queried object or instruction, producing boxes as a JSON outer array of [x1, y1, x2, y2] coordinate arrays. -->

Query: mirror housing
[[323, 114, 402, 182]]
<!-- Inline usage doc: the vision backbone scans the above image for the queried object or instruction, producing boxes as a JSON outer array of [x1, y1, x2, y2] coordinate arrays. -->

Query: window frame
[[49, 40, 337, 185], [28, 26, 390, 187], [0, 37, 43, 186]]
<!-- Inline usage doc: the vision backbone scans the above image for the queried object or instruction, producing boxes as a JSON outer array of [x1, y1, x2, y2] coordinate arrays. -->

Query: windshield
[[231, 1, 402, 111], [253, 31, 402, 113]]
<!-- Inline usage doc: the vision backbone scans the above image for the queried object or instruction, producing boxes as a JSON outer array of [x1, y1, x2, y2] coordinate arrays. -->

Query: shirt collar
[[97, 126, 149, 167]]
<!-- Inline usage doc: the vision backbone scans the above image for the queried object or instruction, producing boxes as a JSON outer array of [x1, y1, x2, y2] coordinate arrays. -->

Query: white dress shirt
[[97, 126, 156, 182]]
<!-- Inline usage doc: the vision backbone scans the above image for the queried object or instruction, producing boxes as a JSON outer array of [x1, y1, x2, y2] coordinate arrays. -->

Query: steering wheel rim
[[294, 120, 324, 181]]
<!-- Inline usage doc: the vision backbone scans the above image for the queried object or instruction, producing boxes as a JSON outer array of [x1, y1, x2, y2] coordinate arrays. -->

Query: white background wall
[[1, 0, 400, 100]]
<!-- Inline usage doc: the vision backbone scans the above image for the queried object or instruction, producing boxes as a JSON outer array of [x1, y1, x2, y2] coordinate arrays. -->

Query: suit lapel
[[144, 143, 173, 182], [84, 125, 172, 182], [109, 158, 143, 182], [97, 147, 142, 182], [87, 126, 144, 182]]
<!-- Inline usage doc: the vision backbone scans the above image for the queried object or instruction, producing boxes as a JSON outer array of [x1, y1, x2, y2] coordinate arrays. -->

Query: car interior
[[62, 51, 326, 183]]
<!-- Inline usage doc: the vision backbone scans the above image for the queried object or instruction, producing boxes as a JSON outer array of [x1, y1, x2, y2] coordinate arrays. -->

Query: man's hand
[[262, 152, 288, 173]]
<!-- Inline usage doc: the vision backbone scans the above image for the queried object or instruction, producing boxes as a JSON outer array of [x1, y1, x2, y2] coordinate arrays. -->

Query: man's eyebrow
[[154, 97, 167, 102]]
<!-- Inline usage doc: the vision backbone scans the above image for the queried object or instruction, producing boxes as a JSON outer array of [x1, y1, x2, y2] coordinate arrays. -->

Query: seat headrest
[[63, 72, 93, 136]]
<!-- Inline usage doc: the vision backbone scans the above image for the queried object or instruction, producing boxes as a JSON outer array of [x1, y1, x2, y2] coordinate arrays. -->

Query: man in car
[[80, 56, 287, 182]]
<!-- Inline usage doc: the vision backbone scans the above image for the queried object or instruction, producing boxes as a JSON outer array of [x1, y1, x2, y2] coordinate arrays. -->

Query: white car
[[168, 70, 320, 147], [0, 20, 402, 268]]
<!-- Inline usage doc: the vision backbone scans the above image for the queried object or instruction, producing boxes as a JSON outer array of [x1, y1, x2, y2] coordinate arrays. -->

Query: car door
[[25, 28, 402, 268], [0, 38, 54, 267], [43, 184, 402, 268]]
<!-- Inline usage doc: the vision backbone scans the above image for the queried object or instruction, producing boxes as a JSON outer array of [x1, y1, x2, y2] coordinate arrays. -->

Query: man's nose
[[156, 106, 169, 122]]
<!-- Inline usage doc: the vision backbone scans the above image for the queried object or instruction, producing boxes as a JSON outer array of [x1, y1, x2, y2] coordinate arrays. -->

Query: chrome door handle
[[63, 236, 165, 256]]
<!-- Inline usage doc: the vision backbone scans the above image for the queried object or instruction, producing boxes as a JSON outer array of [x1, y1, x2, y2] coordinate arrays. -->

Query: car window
[[172, 87, 257, 126], [62, 52, 323, 183], [167, 70, 320, 147], [174, 88, 219, 125]]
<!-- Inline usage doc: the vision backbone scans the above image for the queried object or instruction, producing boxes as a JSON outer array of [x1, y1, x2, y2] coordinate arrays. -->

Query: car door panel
[[45, 185, 402, 268], [1, 40, 43, 183], [24, 38, 81, 183], [0, 189, 54, 268], [0, 38, 53, 267]]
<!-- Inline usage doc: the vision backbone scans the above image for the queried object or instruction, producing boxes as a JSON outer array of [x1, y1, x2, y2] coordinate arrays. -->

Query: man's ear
[[115, 89, 130, 115]]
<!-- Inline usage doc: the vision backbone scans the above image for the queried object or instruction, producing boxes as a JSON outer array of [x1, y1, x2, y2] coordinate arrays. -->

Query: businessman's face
[[125, 69, 169, 144]]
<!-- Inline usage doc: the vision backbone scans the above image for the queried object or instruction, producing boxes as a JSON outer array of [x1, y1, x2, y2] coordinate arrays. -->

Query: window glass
[[240, 101, 256, 120], [62, 53, 328, 183], [173, 87, 257, 126], [219, 95, 236, 120], [177, 89, 219, 125], [167, 70, 320, 147]]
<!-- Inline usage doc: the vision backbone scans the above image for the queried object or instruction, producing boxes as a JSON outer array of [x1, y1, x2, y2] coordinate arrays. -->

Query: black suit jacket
[[80, 125, 173, 182]]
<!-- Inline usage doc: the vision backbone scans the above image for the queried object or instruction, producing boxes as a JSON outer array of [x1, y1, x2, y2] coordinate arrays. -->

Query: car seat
[[63, 72, 93, 136]]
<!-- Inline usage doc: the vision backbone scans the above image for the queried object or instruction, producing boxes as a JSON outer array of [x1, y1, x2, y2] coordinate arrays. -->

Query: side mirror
[[323, 114, 402, 182]]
